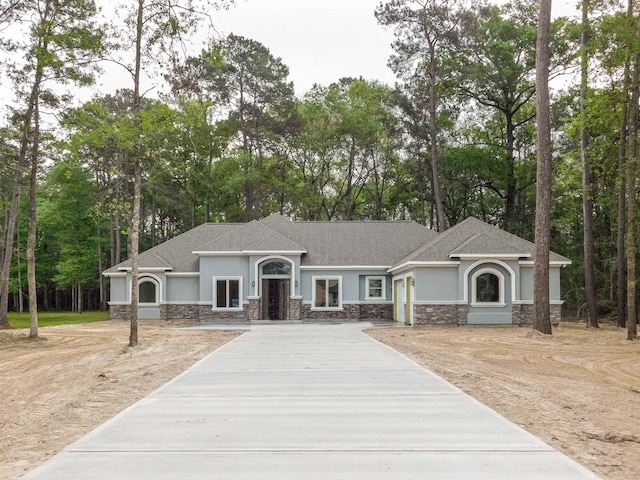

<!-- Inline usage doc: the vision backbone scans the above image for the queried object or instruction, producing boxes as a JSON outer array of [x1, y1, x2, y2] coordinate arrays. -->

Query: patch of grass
[[7, 311, 110, 329]]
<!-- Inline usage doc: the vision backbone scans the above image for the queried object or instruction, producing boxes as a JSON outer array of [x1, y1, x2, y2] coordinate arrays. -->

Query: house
[[103, 213, 570, 325]]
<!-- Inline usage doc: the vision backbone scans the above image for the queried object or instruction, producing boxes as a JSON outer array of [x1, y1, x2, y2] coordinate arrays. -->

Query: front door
[[262, 279, 289, 320]]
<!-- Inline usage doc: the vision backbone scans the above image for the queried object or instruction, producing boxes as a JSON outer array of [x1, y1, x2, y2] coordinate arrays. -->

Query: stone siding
[[161, 304, 199, 320], [247, 298, 261, 321], [289, 298, 302, 320], [198, 305, 250, 322], [413, 304, 468, 326], [109, 304, 130, 320], [302, 303, 393, 321], [512, 303, 562, 325], [358, 303, 393, 320]]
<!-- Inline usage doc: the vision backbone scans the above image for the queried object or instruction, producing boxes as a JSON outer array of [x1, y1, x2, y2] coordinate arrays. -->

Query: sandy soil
[[0, 320, 241, 480], [367, 322, 640, 480], [1, 320, 638, 480]]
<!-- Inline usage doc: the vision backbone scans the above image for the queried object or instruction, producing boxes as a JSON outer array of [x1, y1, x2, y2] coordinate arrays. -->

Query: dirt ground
[[0, 320, 241, 480], [368, 322, 640, 480], [0, 320, 638, 480]]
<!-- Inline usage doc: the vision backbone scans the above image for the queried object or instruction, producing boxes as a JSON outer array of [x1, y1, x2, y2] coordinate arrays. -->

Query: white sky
[[211, 0, 398, 94], [5, 0, 581, 112]]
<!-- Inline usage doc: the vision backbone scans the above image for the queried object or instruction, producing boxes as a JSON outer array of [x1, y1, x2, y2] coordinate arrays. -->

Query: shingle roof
[[104, 214, 569, 274], [396, 217, 570, 264], [193, 220, 306, 253], [103, 222, 242, 273], [267, 219, 436, 266]]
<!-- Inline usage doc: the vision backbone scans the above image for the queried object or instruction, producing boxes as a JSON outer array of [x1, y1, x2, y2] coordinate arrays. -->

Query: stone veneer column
[[248, 298, 261, 321], [289, 298, 302, 320]]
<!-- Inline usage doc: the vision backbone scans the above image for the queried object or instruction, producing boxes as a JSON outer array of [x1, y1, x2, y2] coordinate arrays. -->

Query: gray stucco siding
[[413, 267, 458, 302], [199, 256, 250, 303], [166, 276, 199, 302], [108, 276, 127, 303], [518, 265, 563, 301], [520, 266, 534, 301]]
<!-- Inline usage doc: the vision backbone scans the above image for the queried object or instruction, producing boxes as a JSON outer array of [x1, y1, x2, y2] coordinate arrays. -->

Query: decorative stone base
[[512, 303, 562, 325], [413, 304, 468, 326], [161, 304, 199, 320], [109, 304, 130, 320], [302, 303, 393, 321], [290, 298, 302, 320]]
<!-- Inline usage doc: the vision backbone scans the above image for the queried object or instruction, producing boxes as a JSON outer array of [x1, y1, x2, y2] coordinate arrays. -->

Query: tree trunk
[[533, 0, 553, 335], [27, 97, 41, 339], [581, 0, 598, 328], [129, 0, 144, 348], [428, 41, 447, 232], [17, 226, 23, 313], [625, 48, 640, 341], [617, 78, 628, 328], [0, 23, 47, 325]]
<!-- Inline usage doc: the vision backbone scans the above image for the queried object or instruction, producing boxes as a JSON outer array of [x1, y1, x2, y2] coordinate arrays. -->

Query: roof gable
[[193, 220, 306, 254], [396, 217, 570, 265]]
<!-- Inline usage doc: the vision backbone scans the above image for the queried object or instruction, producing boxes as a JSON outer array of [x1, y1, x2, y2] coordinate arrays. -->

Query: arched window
[[471, 268, 504, 305], [262, 261, 291, 276], [139, 279, 158, 304]]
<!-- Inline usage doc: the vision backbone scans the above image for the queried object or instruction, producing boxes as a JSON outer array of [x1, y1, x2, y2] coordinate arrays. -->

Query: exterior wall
[[109, 304, 130, 320], [109, 276, 127, 302], [161, 304, 199, 320], [519, 266, 534, 301], [512, 302, 562, 325], [357, 273, 393, 301], [166, 276, 199, 302], [301, 302, 392, 320], [414, 268, 458, 302], [290, 297, 302, 320], [414, 304, 467, 325], [198, 304, 250, 322], [199, 256, 250, 304], [464, 261, 514, 325]]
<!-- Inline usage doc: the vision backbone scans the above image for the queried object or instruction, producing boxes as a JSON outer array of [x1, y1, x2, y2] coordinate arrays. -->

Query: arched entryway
[[259, 259, 292, 320]]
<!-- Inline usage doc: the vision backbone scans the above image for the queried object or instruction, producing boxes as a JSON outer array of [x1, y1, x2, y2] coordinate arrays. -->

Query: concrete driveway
[[22, 323, 602, 479]]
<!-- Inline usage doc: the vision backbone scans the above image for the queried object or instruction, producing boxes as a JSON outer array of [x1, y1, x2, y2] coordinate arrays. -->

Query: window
[[313, 277, 341, 309], [472, 269, 504, 305], [138, 279, 157, 304], [366, 276, 385, 300], [262, 262, 291, 275], [214, 278, 241, 309]]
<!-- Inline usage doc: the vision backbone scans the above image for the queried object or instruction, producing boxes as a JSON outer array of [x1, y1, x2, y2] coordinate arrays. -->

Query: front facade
[[104, 214, 570, 325]]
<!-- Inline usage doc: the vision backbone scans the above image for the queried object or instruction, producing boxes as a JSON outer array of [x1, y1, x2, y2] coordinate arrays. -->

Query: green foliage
[[39, 159, 105, 290]]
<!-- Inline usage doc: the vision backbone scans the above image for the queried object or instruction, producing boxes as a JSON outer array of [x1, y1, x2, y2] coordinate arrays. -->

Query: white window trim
[[365, 276, 386, 300], [311, 275, 343, 310], [212, 276, 243, 310], [471, 268, 505, 307]]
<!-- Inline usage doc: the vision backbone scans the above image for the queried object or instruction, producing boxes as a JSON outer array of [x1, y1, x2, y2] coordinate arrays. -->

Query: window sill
[[211, 307, 244, 311], [365, 297, 386, 301], [310, 307, 343, 311], [470, 302, 506, 308]]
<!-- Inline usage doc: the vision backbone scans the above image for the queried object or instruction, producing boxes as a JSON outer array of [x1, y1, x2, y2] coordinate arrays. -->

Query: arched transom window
[[262, 261, 291, 276]]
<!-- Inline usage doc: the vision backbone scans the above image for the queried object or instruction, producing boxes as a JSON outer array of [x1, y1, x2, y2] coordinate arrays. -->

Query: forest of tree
[[0, 0, 638, 336]]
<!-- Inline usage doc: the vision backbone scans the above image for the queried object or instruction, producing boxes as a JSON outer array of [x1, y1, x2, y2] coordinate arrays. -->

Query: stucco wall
[[414, 268, 458, 302], [166, 276, 199, 302]]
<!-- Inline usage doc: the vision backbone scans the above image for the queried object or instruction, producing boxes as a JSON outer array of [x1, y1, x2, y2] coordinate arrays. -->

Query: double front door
[[262, 279, 290, 320]]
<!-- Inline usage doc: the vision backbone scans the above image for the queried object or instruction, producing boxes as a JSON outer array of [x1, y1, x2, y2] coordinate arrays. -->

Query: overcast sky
[[212, 0, 397, 95], [209, 0, 578, 96]]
